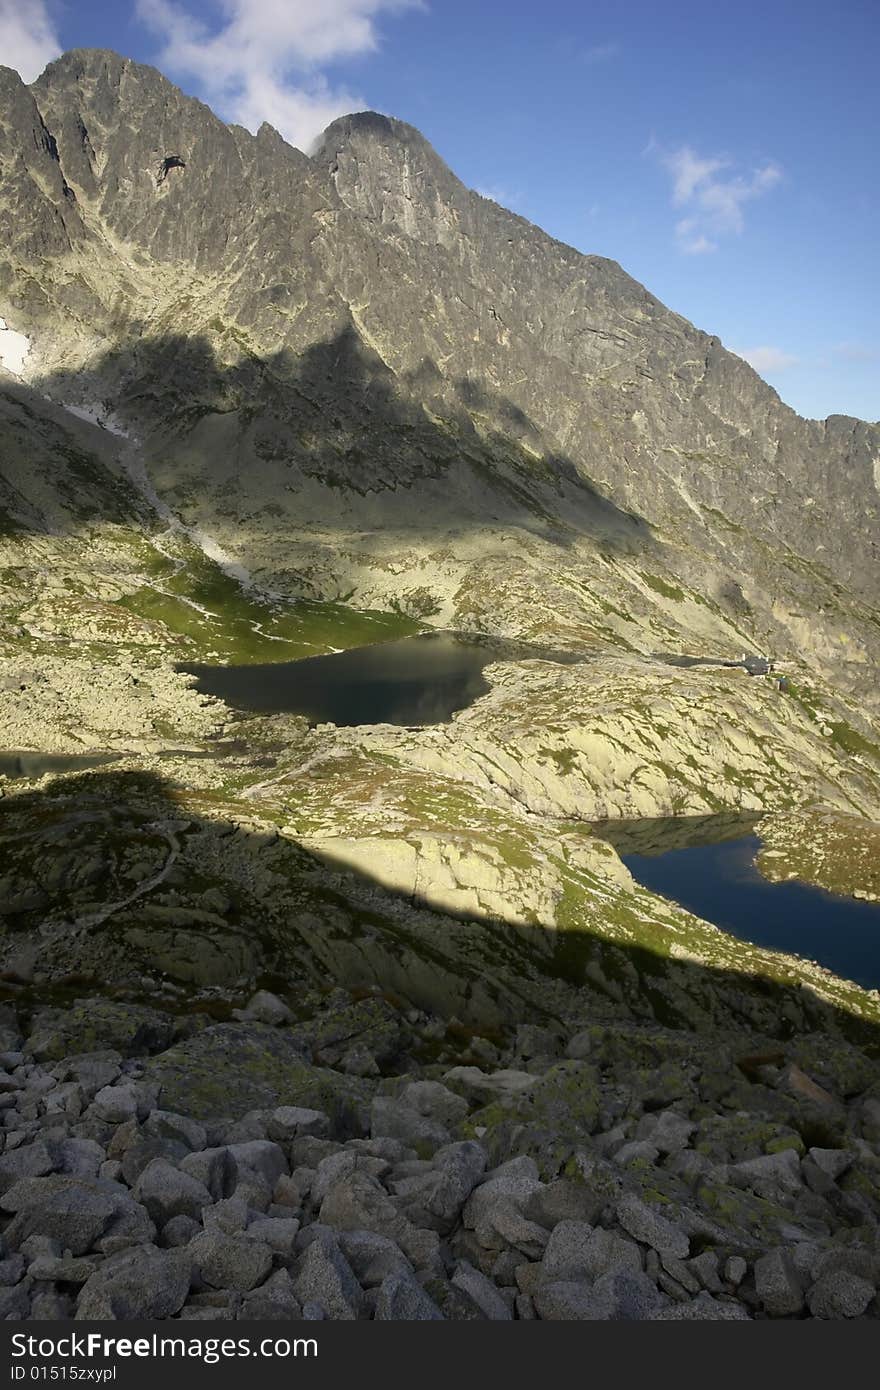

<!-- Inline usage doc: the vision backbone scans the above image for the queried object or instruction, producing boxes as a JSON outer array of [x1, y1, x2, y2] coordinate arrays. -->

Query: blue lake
[[604, 817, 880, 990]]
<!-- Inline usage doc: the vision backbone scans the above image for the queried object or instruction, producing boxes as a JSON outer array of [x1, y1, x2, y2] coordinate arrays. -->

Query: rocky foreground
[[0, 987, 877, 1321]]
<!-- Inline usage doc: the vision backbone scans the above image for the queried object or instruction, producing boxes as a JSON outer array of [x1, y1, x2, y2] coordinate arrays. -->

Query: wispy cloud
[[831, 341, 878, 364], [736, 346, 799, 374], [0, 0, 61, 82], [474, 183, 523, 212], [655, 143, 782, 253], [136, 0, 423, 152], [581, 42, 620, 66]]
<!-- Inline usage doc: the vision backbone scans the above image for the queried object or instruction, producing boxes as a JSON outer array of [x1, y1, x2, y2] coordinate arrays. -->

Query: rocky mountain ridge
[[0, 48, 879, 1322], [0, 49, 877, 681]]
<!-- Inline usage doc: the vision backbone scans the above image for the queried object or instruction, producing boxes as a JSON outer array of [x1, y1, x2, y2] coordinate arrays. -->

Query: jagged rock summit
[[0, 46, 877, 689]]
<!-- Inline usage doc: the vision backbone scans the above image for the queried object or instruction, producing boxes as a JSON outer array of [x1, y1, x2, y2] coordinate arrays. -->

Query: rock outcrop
[[0, 49, 877, 689], [0, 994, 876, 1321]]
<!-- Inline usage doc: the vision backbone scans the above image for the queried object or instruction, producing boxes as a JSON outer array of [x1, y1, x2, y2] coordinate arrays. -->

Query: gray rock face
[[188, 1228, 273, 1292], [1, 1174, 153, 1254], [542, 1223, 641, 1284], [532, 1274, 662, 1322], [239, 990, 292, 1026], [399, 1081, 470, 1127], [0, 1012, 875, 1326], [311, 1152, 383, 1206], [451, 1260, 512, 1320], [92, 1084, 139, 1124], [375, 1269, 444, 1321], [754, 1248, 805, 1317], [142, 1111, 207, 1152], [319, 1169, 439, 1270], [241, 1268, 301, 1320], [266, 1107, 330, 1142], [132, 1158, 213, 1226], [0, 1254, 27, 1285], [179, 1147, 237, 1201], [474, 1197, 549, 1260], [54, 1139, 106, 1181], [594, 1270, 665, 1320], [338, 1231, 412, 1288], [398, 1141, 487, 1232], [808, 1148, 853, 1181], [162, 1214, 201, 1248], [226, 1140, 288, 1190], [245, 1216, 301, 1254], [650, 1295, 750, 1320], [634, 1111, 696, 1154], [2, 45, 877, 702], [724, 1256, 747, 1287], [141, 1026, 367, 1132], [615, 1194, 689, 1260], [0, 1141, 58, 1194], [533, 1280, 604, 1321], [525, 1179, 604, 1229], [807, 1269, 876, 1319], [121, 1139, 189, 1188], [462, 1157, 544, 1234], [731, 1149, 803, 1198], [76, 1245, 191, 1319], [370, 1096, 450, 1155], [293, 1231, 362, 1320]]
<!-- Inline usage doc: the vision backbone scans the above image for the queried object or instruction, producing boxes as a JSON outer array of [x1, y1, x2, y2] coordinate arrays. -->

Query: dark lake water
[[0, 751, 120, 780], [180, 632, 579, 727], [597, 816, 880, 990]]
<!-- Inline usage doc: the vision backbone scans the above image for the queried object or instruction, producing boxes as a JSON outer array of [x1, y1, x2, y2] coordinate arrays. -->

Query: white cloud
[[673, 221, 717, 255], [657, 143, 782, 253], [667, 149, 727, 204], [136, 0, 422, 152], [736, 346, 799, 373], [0, 0, 61, 82]]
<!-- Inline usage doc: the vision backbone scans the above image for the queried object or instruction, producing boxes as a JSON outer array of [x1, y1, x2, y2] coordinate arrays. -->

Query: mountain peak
[[316, 110, 436, 153], [33, 46, 133, 87]]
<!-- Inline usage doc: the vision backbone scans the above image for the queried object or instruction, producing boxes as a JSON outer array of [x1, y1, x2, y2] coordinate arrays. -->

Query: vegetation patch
[[641, 573, 685, 602]]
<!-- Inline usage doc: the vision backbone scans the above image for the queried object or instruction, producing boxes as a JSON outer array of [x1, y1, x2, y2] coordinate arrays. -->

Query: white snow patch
[[115, 436, 259, 591], [151, 585, 216, 619], [63, 402, 130, 437], [188, 525, 254, 589], [0, 319, 31, 377], [250, 623, 290, 644], [59, 378, 277, 604]]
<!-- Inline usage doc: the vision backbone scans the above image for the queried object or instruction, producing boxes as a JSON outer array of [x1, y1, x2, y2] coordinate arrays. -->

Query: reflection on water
[[180, 632, 581, 727], [591, 812, 762, 857], [611, 815, 880, 990], [0, 751, 121, 780]]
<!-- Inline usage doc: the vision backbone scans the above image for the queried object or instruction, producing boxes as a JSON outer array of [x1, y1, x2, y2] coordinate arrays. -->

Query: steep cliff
[[0, 50, 876, 697]]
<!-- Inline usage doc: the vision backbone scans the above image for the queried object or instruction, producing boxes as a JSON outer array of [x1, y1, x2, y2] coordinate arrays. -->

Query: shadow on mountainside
[[1, 769, 877, 1065], [1, 325, 657, 571]]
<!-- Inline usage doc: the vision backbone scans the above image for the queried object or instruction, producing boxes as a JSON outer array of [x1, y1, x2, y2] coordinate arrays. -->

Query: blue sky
[[2, 0, 877, 421]]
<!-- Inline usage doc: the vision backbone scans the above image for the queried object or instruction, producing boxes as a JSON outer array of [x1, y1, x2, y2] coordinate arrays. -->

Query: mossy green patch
[[117, 540, 419, 663], [641, 573, 686, 602]]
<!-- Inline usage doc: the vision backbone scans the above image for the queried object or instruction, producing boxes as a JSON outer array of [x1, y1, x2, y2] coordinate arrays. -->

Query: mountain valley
[[0, 48, 879, 1322]]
